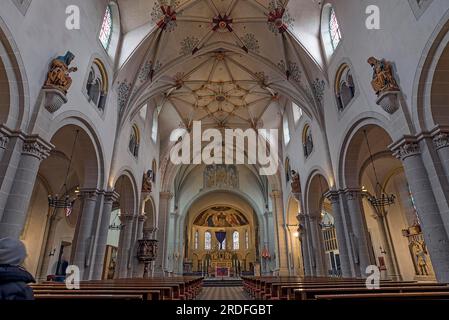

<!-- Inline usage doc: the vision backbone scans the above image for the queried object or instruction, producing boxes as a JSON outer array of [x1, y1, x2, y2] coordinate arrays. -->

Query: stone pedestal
[[0, 137, 51, 238], [42, 87, 68, 113], [392, 140, 449, 283], [376, 90, 400, 114]]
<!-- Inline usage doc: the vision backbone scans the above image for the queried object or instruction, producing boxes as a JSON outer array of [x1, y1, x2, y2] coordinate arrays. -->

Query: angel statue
[[367, 57, 400, 96], [44, 51, 78, 94]]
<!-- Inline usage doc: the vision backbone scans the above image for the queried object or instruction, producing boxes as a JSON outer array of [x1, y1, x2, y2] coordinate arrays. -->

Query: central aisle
[[197, 287, 249, 300]]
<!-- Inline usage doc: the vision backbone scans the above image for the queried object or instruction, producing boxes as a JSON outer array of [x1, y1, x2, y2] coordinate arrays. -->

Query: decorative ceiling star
[[157, 5, 177, 31], [268, 7, 289, 33], [212, 14, 233, 32]]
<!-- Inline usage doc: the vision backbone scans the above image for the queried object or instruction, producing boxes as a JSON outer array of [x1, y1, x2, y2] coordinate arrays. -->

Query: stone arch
[[48, 113, 106, 189], [142, 195, 156, 231], [113, 169, 138, 216], [337, 114, 396, 189], [0, 15, 29, 130], [413, 8, 449, 131], [305, 170, 331, 219]]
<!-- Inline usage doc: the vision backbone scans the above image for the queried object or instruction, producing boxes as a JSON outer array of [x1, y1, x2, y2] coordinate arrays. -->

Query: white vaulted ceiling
[[116, 0, 325, 150]]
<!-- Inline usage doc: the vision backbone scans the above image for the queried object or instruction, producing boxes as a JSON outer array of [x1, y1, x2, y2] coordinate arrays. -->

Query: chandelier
[[363, 130, 395, 209], [48, 130, 79, 215]]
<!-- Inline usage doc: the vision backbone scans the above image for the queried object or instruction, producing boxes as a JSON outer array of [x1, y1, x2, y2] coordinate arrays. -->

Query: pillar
[[372, 211, 401, 280], [71, 189, 99, 279], [297, 213, 312, 276], [0, 129, 9, 164], [116, 213, 135, 278], [91, 191, 119, 280], [308, 214, 327, 276], [433, 131, 449, 184], [270, 191, 289, 276], [132, 213, 147, 278], [343, 188, 373, 276], [325, 191, 352, 278], [0, 136, 51, 238], [154, 191, 172, 276], [392, 140, 449, 283]]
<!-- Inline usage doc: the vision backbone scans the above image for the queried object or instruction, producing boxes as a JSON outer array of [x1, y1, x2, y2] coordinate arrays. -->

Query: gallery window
[[283, 115, 291, 146], [321, 4, 342, 57], [86, 59, 108, 111], [151, 108, 159, 143], [335, 64, 355, 111]]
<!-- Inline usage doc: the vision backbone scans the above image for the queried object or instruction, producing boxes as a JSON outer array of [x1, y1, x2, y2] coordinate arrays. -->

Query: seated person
[[0, 238, 35, 300]]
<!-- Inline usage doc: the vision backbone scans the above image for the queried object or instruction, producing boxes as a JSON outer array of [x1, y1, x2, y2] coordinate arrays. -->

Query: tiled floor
[[197, 287, 249, 300]]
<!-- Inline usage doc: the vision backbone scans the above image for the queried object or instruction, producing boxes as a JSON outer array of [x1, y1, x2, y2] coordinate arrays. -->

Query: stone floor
[[197, 287, 249, 300]]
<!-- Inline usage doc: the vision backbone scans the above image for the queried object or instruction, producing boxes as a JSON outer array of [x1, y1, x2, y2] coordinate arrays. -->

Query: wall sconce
[[49, 248, 56, 257]]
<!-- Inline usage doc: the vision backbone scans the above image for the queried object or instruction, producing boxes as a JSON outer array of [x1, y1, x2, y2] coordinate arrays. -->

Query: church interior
[[2, 0, 449, 303]]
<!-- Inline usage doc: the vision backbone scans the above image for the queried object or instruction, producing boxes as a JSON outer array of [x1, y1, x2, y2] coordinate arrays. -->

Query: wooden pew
[[315, 291, 449, 301]]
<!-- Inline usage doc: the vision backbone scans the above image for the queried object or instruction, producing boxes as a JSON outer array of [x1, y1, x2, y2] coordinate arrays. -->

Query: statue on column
[[44, 51, 78, 94], [291, 170, 301, 194], [367, 57, 399, 96]]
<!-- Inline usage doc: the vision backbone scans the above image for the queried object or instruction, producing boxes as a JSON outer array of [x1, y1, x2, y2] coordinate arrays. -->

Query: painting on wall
[[194, 207, 249, 228]]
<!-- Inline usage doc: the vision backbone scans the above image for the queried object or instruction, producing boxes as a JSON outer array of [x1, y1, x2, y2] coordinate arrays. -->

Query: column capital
[[270, 190, 282, 198], [119, 213, 135, 223], [433, 132, 449, 150], [160, 191, 173, 200], [342, 188, 363, 200], [104, 190, 120, 202], [0, 131, 9, 149], [78, 188, 100, 200], [324, 190, 340, 204], [390, 138, 421, 161], [21, 136, 53, 160], [138, 213, 147, 222]]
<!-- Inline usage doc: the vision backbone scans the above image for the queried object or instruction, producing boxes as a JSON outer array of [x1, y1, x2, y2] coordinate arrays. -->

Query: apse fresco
[[193, 207, 249, 227]]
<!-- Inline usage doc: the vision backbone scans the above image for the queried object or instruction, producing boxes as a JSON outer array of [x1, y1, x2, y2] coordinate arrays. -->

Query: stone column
[[116, 213, 135, 278], [270, 191, 289, 276], [433, 131, 449, 183], [37, 211, 63, 281], [154, 192, 172, 276], [71, 189, 99, 279], [309, 214, 327, 276], [0, 136, 51, 238], [91, 191, 119, 280], [132, 213, 147, 278], [392, 140, 449, 283], [0, 129, 9, 164], [324, 191, 352, 278], [343, 188, 373, 276], [297, 213, 312, 276], [371, 210, 401, 280]]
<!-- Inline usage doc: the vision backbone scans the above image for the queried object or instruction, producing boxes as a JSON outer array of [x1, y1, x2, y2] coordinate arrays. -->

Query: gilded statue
[[291, 170, 301, 194], [412, 241, 429, 276], [44, 51, 78, 94], [142, 170, 153, 193], [367, 57, 400, 96]]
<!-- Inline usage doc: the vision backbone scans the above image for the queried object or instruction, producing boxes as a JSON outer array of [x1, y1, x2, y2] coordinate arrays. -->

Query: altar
[[210, 250, 234, 277]]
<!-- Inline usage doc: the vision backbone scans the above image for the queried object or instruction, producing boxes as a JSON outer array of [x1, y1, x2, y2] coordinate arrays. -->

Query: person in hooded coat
[[0, 238, 35, 300]]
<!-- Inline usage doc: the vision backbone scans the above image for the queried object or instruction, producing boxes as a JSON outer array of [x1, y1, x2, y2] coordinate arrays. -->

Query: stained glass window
[[329, 7, 341, 50], [233, 231, 239, 250], [205, 231, 211, 250], [99, 5, 113, 50], [245, 231, 249, 249], [194, 231, 199, 250]]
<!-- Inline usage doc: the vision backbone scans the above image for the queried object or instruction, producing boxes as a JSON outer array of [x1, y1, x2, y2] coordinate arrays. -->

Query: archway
[[306, 173, 339, 277], [183, 191, 260, 278], [103, 173, 137, 279], [22, 124, 100, 281], [345, 124, 435, 281]]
